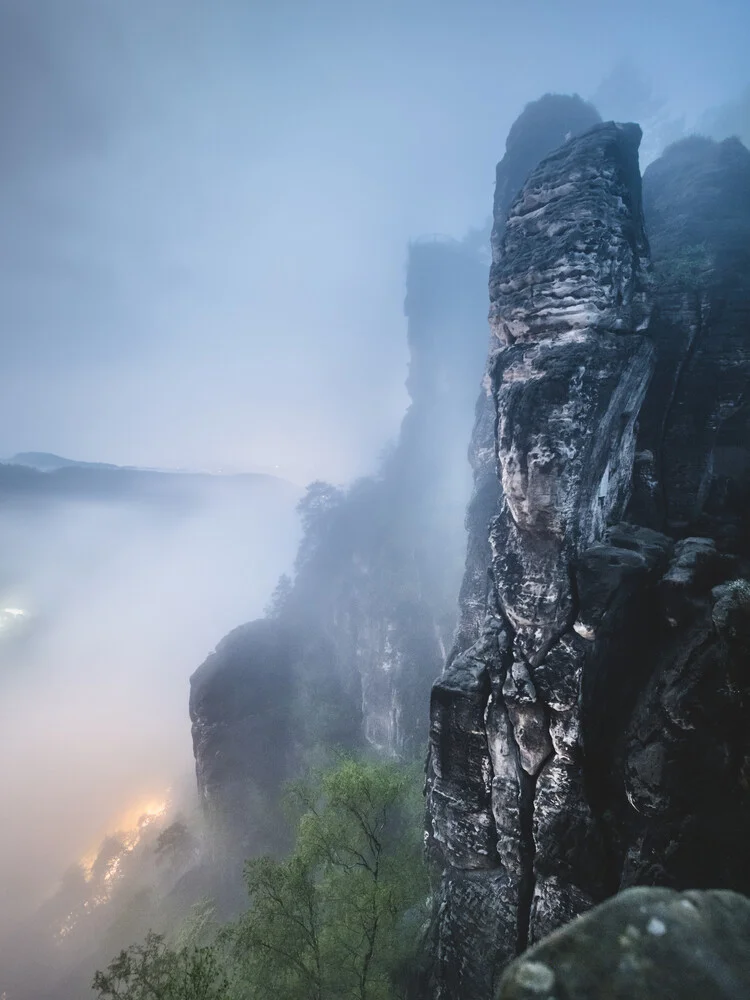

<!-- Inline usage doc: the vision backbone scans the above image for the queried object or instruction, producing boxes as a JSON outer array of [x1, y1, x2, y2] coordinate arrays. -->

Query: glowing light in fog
[[58, 795, 171, 938], [0, 607, 28, 632], [79, 796, 169, 878]]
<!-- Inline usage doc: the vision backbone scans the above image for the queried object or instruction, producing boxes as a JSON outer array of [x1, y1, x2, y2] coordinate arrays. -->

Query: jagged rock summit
[[426, 114, 750, 999], [427, 120, 655, 993], [188, 99, 609, 870], [455, 94, 602, 655]]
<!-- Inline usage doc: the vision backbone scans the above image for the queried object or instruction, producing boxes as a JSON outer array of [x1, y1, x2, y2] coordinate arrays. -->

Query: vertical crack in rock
[[453, 95, 603, 659], [484, 574, 553, 956], [427, 121, 750, 1000], [515, 755, 537, 956], [652, 290, 706, 530], [426, 120, 654, 998]]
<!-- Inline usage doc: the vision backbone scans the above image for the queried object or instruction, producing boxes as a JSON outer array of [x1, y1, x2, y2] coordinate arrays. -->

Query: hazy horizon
[[2, 0, 749, 484], [0, 481, 301, 933], [1, 2, 750, 993]]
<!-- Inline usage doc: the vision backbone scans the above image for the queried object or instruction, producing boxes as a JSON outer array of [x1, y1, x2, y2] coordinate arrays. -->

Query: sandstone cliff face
[[426, 123, 750, 999], [190, 234, 488, 855], [631, 134, 750, 538], [454, 94, 602, 655]]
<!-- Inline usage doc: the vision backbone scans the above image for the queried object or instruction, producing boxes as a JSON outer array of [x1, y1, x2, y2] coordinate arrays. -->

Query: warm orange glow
[[114, 796, 168, 834], [58, 793, 173, 939], [79, 793, 170, 878]]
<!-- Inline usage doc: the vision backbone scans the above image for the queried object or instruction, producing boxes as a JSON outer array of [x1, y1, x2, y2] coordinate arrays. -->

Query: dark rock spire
[[454, 94, 602, 656], [426, 115, 750, 999], [426, 121, 653, 996]]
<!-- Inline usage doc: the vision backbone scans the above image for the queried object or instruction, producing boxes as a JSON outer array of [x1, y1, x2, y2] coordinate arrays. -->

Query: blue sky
[[1, 0, 748, 482]]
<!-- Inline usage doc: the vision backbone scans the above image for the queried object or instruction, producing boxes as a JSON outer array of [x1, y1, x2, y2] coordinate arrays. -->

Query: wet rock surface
[[630, 135, 750, 537], [426, 114, 750, 998], [497, 887, 750, 1000], [454, 94, 602, 657]]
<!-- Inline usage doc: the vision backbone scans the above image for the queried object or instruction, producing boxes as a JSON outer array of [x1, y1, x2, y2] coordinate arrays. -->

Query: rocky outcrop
[[497, 886, 750, 1000], [426, 121, 750, 998], [190, 234, 489, 854], [630, 135, 750, 539], [454, 94, 602, 655], [190, 620, 296, 861]]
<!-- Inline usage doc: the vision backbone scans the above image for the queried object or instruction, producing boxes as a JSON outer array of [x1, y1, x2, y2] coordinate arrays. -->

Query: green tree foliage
[[228, 757, 427, 1000], [154, 819, 197, 869], [93, 759, 427, 1000], [92, 932, 230, 1000], [225, 855, 321, 999], [294, 480, 345, 573], [264, 572, 293, 619], [174, 899, 222, 952]]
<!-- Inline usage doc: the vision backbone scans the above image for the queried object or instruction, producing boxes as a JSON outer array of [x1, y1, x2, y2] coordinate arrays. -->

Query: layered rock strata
[[426, 123, 750, 998], [454, 94, 602, 654]]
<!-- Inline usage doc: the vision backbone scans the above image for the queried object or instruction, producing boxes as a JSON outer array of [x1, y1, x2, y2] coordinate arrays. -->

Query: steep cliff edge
[[189, 619, 297, 861], [630, 134, 750, 538], [455, 94, 601, 654], [426, 124, 750, 999], [190, 234, 488, 859]]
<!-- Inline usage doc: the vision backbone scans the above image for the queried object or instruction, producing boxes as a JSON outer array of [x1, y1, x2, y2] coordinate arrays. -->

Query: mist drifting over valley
[[1, 1, 749, 998], [0, 472, 300, 924]]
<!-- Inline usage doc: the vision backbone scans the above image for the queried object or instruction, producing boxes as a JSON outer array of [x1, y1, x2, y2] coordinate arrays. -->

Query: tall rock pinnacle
[[426, 117, 750, 999], [426, 122, 654, 997]]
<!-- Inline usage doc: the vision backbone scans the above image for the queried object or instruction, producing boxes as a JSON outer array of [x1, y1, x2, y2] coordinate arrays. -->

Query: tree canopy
[[93, 758, 428, 1000]]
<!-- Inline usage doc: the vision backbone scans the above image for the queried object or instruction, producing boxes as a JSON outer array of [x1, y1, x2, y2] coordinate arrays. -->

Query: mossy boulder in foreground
[[497, 886, 750, 999]]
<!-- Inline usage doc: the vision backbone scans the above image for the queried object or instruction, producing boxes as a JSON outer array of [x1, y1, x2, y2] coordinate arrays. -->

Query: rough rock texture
[[630, 135, 750, 539], [426, 121, 750, 998], [455, 94, 602, 655], [497, 887, 750, 1000], [190, 235, 488, 854]]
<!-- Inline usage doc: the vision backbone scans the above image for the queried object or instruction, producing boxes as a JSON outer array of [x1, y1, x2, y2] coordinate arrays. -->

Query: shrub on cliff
[[92, 932, 230, 1000], [226, 756, 427, 1000], [93, 758, 427, 1000]]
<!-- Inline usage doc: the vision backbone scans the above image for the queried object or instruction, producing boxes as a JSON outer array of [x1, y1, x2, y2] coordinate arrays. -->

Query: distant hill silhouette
[[0, 455, 297, 510], [8, 452, 121, 472]]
